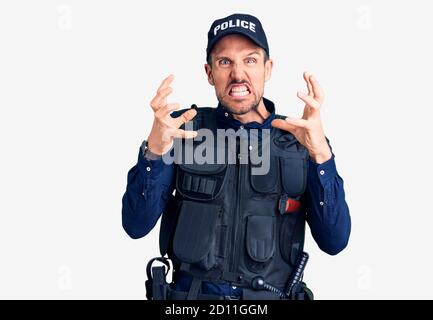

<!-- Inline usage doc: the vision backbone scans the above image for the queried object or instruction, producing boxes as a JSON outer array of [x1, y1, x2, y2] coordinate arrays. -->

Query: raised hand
[[271, 72, 332, 164], [147, 75, 198, 155]]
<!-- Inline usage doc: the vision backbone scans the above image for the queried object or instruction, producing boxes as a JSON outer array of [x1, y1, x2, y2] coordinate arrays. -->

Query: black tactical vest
[[159, 107, 308, 291]]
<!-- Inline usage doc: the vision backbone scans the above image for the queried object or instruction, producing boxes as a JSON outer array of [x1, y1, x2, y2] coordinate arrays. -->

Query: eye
[[246, 57, 256, 64], [218, 59, 230, 66]]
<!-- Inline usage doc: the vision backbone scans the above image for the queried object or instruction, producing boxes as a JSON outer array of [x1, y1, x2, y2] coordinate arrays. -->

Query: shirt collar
[[215, 97, 276, 130]]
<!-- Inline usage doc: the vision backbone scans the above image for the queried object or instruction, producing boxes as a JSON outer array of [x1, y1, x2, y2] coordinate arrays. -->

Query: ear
[[264, 59, 273, 82], [204, 63, 215, 86]]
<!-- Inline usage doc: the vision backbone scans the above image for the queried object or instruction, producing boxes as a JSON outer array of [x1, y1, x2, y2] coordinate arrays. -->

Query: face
[[205, 34, 273, 115]]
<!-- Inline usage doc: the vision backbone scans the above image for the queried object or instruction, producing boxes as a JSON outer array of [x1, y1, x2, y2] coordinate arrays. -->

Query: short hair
[[207, 48, 269, 66]]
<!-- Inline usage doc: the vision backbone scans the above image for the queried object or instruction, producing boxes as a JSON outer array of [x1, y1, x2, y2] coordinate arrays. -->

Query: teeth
[[231, 90, 249, 97], [231, 85, 248, 92], [230, 85, 249, 97]]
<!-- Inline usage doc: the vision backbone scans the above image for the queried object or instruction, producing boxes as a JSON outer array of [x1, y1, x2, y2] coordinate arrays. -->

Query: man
[[122, 13, 351, 300]]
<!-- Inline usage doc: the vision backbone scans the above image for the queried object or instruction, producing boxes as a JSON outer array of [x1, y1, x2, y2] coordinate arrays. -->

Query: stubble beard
[[217, 92, 262, 116]]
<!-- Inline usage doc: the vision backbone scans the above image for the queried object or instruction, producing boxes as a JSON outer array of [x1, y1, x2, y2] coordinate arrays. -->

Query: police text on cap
[[213, 19, 256, 36]]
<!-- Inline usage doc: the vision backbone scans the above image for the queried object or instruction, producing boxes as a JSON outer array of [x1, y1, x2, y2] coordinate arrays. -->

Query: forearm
[[305, 155, 351, 255], [122, 145, 175, 239]]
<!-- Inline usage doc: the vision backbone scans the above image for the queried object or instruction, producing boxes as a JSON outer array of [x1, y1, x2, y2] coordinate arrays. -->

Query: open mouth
[[229, 84, 251, 98]]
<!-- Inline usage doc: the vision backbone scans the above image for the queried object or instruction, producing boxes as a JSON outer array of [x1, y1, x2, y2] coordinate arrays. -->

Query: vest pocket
[[279, 156, 307, 197], [250, 157, 278, 194], [279, 211, 305, 266], [176, 163, 227, 201], [245, 215, 276, 272], [172, 200, 220, 270]]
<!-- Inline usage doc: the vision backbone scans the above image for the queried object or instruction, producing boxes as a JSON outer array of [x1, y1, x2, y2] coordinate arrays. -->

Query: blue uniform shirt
[[122, 98, 351, 297]]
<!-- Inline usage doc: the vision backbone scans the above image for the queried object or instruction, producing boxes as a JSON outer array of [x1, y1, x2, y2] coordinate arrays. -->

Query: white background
[[0, 0, 432, 299]]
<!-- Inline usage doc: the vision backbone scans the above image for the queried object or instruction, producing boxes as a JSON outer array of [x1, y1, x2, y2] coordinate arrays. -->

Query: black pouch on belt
[[145, 257, 171, 300]]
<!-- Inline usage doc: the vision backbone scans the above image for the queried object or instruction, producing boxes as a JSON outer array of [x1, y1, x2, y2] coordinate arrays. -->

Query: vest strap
[[180, 262, 255, 288], [180, 262, 222, 281], [186, 277, 202, 300]]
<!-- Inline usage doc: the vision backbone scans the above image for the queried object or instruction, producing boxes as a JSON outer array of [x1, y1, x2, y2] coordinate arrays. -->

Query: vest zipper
[[229, 151, 243, 274]]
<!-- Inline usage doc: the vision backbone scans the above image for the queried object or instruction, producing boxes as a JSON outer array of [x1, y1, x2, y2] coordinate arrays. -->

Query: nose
[[230, 62, 246, 82]]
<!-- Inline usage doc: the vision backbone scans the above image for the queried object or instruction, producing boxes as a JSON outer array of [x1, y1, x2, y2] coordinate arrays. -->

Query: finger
[[157, 74, 174, 94], [285, 116, 309, 128], [160, 127, 176, 142], [173, 128, 198, 139], [155, 103, 181, 118], [173, 108, 197, 128], [297, 91, 320, 109], [271, 119, 297, 133], [309, 74, 325, 102], [303, 71, 313, 97], [150, 86, 173, 111]]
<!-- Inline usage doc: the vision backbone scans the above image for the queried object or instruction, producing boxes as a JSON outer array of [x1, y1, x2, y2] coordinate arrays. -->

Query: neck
[[232, 99, 270, 124]]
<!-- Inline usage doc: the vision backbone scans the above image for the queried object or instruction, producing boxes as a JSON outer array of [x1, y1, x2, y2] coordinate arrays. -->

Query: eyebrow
[[214, 51, 261, 61], [214, 55, 231, 61], [245, 51, 261, 56]]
